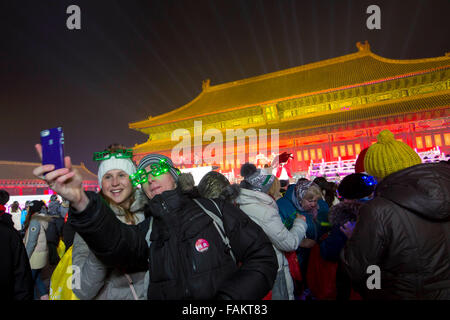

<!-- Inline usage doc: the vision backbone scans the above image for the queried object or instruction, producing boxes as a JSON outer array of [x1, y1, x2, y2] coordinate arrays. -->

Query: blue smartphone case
[[40, 127, 65, 170]]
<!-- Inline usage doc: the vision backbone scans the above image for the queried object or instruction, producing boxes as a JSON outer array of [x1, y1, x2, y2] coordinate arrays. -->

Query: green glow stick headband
[[129, 158, 181, 187], [93, 149, 133, 161]]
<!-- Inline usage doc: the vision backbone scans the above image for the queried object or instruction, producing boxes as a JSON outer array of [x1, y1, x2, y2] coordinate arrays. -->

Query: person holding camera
[[33, 146, 278, 300]]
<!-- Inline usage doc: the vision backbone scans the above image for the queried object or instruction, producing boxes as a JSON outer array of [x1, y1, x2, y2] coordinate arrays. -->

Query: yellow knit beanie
[[364, 130, 422, 180]]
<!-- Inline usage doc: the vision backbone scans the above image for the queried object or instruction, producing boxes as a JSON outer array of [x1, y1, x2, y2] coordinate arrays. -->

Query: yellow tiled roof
[[0, 161, 97, 181], [130, 42, 450, 130], [133, 90, 450, 154]]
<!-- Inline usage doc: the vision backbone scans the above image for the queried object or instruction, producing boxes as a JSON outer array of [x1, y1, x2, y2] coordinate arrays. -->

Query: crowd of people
[[1, 129, 449, 300], [0, 193, 72, 299]]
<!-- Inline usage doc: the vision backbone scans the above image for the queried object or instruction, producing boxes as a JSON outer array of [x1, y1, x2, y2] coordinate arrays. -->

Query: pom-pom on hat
[[337, 173, 376, 200], [364, 130, 422, 180], [240, 163, 275, 194]]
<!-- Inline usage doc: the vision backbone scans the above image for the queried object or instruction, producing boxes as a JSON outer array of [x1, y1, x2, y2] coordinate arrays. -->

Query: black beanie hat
[[337, 173, 376, 200], [29, 200, 44, 214], [0, 189, 10, 206]]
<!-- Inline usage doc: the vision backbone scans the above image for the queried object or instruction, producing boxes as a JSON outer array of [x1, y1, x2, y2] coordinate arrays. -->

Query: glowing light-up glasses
[[93, 149, 133, 161], [129, 159, 180, 187]]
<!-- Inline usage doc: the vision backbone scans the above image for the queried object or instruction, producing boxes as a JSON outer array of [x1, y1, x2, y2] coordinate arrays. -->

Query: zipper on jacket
[[161, 200, 168, 213], [175, 225, 191, 298]]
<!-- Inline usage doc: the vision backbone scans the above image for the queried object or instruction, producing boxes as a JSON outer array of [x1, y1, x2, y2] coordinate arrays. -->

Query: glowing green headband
[[129, 158, 180, 187], [93, 149, 133, 161]]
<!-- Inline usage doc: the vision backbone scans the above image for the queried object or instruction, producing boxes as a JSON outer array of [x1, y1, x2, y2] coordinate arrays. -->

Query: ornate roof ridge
[[129, 41, 450, 129], [204, 41, 450, 93]]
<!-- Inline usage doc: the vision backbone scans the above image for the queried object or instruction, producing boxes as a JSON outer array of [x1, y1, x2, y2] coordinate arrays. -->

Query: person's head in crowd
[[364, 130, 422, 180], [136, 154, 180, 200], [337, 173, 377, 203], [313, 176, 337, 208], [39, 201, 48, 214], [11, 201, 20, 213], [294, 180, 323, 214], [198, 171, 240, 203], [178, 172, 195, 193], [0, 189, 9, 206], [50, 194, 59, 203], [240, 163, 275, 195], [279, 179, 289, 190], [23, 200, 44, 232], [0, 189, 9, 215], [354, 147, 369, 174], [328, 201, 363, 227], [96, 145, 137, 209], [267, 176, 282, 201]]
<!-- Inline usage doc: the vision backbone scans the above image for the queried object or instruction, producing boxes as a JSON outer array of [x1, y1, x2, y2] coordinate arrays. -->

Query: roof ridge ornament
[[202, 78, 211, 91], [356, 40, 371, 52]]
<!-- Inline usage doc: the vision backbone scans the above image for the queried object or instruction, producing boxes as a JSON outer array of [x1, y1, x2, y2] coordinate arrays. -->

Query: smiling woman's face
[[101, 169, 133, 206], [141, 169, 176, 200]]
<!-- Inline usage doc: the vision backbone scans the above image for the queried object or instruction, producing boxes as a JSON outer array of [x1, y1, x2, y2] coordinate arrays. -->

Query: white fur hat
[[97, 158, 137, 187]]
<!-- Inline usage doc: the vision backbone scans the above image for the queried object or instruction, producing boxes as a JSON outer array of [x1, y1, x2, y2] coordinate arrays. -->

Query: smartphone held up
[[40, 127, 65, 170]]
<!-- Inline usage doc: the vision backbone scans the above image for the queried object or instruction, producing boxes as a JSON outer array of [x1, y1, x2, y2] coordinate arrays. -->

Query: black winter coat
[[341, 162, 450, 299], [0, 213, 33, 300], [68, 189, 278, 300]]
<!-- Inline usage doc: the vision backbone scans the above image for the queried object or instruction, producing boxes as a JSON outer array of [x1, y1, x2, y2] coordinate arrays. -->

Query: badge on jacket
[[195, 239, 209, 253]]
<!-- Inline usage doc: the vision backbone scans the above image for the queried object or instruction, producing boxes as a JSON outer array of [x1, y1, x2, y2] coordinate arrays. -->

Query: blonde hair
[[99, 190, 137, 225], [268, 177, 281, 200], [303, 184, 323, 201]]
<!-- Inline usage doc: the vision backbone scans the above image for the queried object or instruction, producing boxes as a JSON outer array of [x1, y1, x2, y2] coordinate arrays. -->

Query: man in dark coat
[[34, 152, 278, 300], [0, 190, 33, 300], [341, 130, 450, 299]]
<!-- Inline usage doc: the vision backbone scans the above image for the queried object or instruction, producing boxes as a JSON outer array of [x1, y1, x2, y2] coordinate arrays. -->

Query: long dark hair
[[23, 210, 36, 233], [11, 201, 20, 213]]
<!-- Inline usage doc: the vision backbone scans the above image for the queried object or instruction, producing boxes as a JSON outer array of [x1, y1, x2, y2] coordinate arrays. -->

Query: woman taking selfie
[[71, 145, 147, 300], [33, 146, 277, 300]]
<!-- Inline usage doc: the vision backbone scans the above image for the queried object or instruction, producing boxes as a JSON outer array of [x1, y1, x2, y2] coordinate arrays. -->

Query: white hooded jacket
[[236, 188, 307, 300]]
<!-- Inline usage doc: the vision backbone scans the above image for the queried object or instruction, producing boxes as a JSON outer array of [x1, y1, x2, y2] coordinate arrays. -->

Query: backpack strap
[[124, 273, 139, 300], [192, 198, 236, 263]]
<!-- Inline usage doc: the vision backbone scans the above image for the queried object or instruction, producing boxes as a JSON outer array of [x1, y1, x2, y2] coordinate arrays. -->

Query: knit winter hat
[[29, 200, 44, 214], [354, 147, 369, 173], [98, 157, 137, 186], [240, 163, 275, 194], [364, 130, 422, 179], [337, 173, 376, 200], [137, 154, 180, 182]]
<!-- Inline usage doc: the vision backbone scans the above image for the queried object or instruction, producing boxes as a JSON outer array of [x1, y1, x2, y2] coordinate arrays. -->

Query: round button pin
[[195, 239, 209, 253]]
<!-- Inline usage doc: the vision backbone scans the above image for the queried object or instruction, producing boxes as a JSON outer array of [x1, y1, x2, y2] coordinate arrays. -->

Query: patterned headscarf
[[292, 179, 316, 211]]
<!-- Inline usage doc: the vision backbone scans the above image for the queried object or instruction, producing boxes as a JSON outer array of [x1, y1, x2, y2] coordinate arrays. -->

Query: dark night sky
[[1, 0, 449, 173]]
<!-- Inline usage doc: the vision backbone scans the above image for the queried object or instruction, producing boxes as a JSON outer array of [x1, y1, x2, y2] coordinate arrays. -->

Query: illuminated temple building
[[130, 42, 450, 180]]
